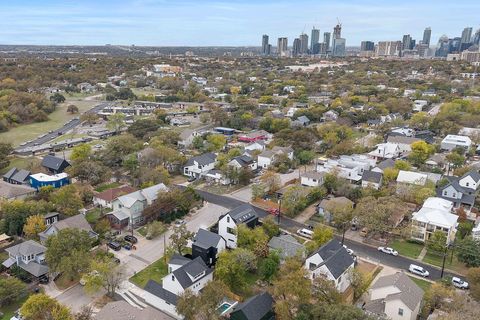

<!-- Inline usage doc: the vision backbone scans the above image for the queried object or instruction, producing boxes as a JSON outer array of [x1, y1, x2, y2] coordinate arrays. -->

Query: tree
[[215, 248, 256, 291], [409, 141, 435, 166], [355, 196, 405, 237], [50, 185, 84, 216], [80, 112, 98, 125], [84, 260, 126, 298], [67, 104, 79, 114], [394, 159, 412, 171], [251, 183, 265, 200], [0, 277, 27, 307], [50, 93, 66, 104], [259, 251, 280, 282], [297, 150, 315, 166], [45, 229, 92, 280], [127, 119, 162, 139], [323, 173, 338, 193], [422, 283, 455, 317], [23, 214, 46, 240], [68, 159, 111, 185], [169, 224, 194, 254], [446, 151, 465, 168], [349, 269, 368, 301], [409, 111, 432, 129], [311, 276, 341, 304], [467, 267, 480, 301], [260, 170, 281, 194], [383, 167, 399, 184], [176, 280, 229, 320], [106, 113, 126, 133], [0, 142, 13, 169], [307, 225, 334, 252], [75, 306, 94, 320], [427, 231, 447, 253], [261, 216, 280, 238], [20, 294, 73, 320], [326, 201, 354, 243], [272, 258, 311, 320], [457, 237, 480, 267], [281, 186, 308, 217], [237, 225, 269, 257], [145, 221, 166, 240], [70, 144, 92, 162], [206, 134, 226, 152]]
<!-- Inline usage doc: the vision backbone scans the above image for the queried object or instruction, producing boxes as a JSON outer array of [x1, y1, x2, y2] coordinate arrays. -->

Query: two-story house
[[228, 155, 258, 172], [192, 228, 226, 266], [440, 134, 472, 151], [218, 204, 259, 249], [368, 142, 401, 160], [317, 155, 375, 183], [304, 240, 355, 293], [301, 171, 326, 187], [183, 153, 217, 178], [93, 185, 137, 208], [38, 214, 97, 244], [41, 155, 70, 174], [437, 171, 480, 210], [2, 240, 49, 280]]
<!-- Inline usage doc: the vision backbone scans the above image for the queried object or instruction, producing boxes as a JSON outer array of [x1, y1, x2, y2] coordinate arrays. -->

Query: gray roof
[[297, 115, 310, 123], [168, 254, 191, 266], [193, 228, 223, 249], [464, 170, 480, 183], [438, 176, 476, 205], [184, 152, 216, 167], [3, 167, 31, 183], [39, 214, 96, 239], [231, 155, 254, 167], [95, 301, 174, 320], [301, 171, 325, 180], [17, 260, 49, 277], [144, 280, 179, 305], [230, 292, 274, 320], [172, 257, 212, 289], [371, 272, 424, 311], [308, 240, 354, 279], [226, 204, 259, 224], [6, 240, 46, 256], [41, 155, 70, 171], [387, 135, 421, 145], [268, 235, 305, 260], [362, 170, 383, 184], [258, 149, 275, 159], [377, 159, 395, 170]]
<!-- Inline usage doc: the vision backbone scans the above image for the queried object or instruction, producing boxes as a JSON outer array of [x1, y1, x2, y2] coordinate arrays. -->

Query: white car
[[343, 245, 354, 256], [378, 246, 399, 256], [408, 264, 429, 277], [452, 277, 469, 289]]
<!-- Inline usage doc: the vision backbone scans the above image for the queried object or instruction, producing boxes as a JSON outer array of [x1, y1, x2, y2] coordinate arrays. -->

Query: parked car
[[107, 241, 121, 251], [378, 246, 399, 256], [123, 243, 132, 250], [124, 235, 138, 244], [408, 264, 429, 277], [360, 228, 368, 237], [297, 228, 313, 239], [112, 257, 121, 264], [451, 277, 469, 289], [38, 275, 49, 284], [343, 245, 354, 256], [174, 220, 186, 227]]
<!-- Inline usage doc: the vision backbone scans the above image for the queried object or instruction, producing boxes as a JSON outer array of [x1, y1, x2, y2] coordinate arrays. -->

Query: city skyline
[[0, 0, 479, 46]]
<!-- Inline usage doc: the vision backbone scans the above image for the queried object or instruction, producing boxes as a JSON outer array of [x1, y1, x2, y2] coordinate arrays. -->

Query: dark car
[[38, 276, 49, 284], [123, 243, 132, 250], [124, 235, 138, 244], [107, 241, 121, 251], [112, 257, 120, 264]]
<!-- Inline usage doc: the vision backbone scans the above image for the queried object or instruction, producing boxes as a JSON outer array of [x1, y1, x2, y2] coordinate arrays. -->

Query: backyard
[[129, 257, 168, 288]]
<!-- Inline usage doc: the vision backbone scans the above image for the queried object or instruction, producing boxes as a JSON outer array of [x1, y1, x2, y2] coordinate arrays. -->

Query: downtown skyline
[[0, 0, 479, 46]]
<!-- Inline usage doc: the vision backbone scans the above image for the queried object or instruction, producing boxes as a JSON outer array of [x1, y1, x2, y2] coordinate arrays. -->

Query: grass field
[[408, 276, 432, 291], [0, 156, 39, 175], [129, 257, 168, 288], [94, 182, 122, 192], [422, 250, 468, 275], [0, 100, 98, 147], [389, 239, 424, 259]]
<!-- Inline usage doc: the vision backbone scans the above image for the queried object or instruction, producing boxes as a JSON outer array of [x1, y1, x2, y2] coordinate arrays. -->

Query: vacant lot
[[389, 239, 424, 259]]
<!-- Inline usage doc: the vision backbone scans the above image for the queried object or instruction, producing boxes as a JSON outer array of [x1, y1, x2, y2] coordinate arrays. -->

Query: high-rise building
[[277, 37, 288, 57], [300, 33, 309, 54], [402, 34, 414, 50], [422, 27, 431, 46], [293, 38, 301, 56], [474, 29, 480, 46], [332, 38, 346, 57], [435, 35, 450, 57], [323, 32, 331, 52], [461, 27, 473, 51], [262, 34, 270, 55], [375, 41, 402, 57], [311, 27, 320, 54], [361, 41, 375, 51], [333, 23, 342, 39]]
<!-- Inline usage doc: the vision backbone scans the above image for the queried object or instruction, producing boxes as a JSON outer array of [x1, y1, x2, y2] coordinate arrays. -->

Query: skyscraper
[[310, 27, 320, 54], [332, 38, 346, 57], [299, 33, 309, 54], [461, 27, 473, 51], [375, 41, 402, 57], [262, 34, 270, 55], [293, 38, 301, 56], [361, 41, 375, 51], [422, 27, 431, 46], [277, 37, 288, 57], [323, 32, 331, 53], [402, 34, 414, 50], [474, 29, 480, 46], [333, 23, 342, 40]]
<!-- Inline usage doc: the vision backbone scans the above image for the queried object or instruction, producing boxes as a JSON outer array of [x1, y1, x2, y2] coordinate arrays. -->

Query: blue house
[[29, 173, 70, 190]]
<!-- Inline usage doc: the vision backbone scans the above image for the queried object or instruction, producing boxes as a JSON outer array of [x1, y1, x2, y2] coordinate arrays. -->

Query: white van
[[297, 228, 314, 239]]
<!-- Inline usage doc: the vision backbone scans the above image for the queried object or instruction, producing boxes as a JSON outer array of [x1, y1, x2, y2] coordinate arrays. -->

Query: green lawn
[[85, 208, 110, 224], [129, 257, 168, 288], [0, 100, 98, 147], [422, 250, 468, 275], [389, 239, 424, 259], [408, 276, 432, 291], [1, 157, 39, 175], [0, 295, 27, 320], [95, 182, 122, 192]]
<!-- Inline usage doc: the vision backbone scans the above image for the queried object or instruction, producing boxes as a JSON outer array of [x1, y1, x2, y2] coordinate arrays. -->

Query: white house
[[301, 171, 325, 187], [396, 170, 427, 186], [386, 136, 421, 153], [304, 240, 355, 293], [361, 170, 383, 189], [2, 240, 49, 279], [368, 142, 401, 160], [228, 155, 258, 171], [440, 134, 472, 151], [413, 100, 428, 112], [437, 171, 480, 211], [178, 129, 201, 149], [411, 197, 458, 244], [365, 272, 424, 320], [204, 169, 230, 185], [245, 141, 266, 152], [316, 155, 375, 183], [257, 146, 294, 169], [286, 107, 299, 117], [218, 204, 259, 249], [272, 146, 294, 160], [183, 153, 217, 178]]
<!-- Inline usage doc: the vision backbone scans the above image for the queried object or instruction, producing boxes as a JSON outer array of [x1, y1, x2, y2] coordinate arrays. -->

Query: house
[[218, 204, 259, 248], [372, 159, 396, 173], [365, 272, 424, 320], [178, 129, 201, 148], [292, 115, 310, 127], [2, 240, 49, 280], [0, 181, 36, 200], [411, 197, 458, 244], [43, 212, 60, 226], [93, 185, 137, 208], [229, 292, 275, 320], [413, 100, 428, 112], [318, 197, 354, 224], [440, 134, 472, 151], [301, 171, 325, 187], [272, 146, 294, 160], [323, 110, 339, 122], [204, 169, 230, 185], [143, 256, 213, 318], [396, 170, 427, 187], [258, 150, 276, 169], [38, 214, 97, 244], [362, 170, 383, 189], [316, 155, 375, 183], [95, 300, 174, 320], [472, 217, 480, 240], [3, 167, 31, 185], [228, 155, 258, 171], [368, 142, 401, 160], [268, 234, 306, 261], [437, 171, 480, 209], [304, 240, 355, 293], [29, 172, 69, 190], [238, 130, 270, 143], [390, 127, 414, 137], [386, 136, 421, 153], [192, 228, 226, 266], [107, 183, 169, 228], [183, 153, 217, 178], [41, 155, 70, 174], [245, 141, 266, 152], [426, 153, 447, 170]]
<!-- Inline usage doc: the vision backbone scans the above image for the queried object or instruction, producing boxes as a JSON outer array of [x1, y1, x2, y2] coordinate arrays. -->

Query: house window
[[466, 182, 470, 187], [227, 216, 230, 223], [171, 275, 175, 281], [227, 227, 235, 235], [443, 191, 447, 196], [398, 308, 404, 316], [453, 193, 456, 198]]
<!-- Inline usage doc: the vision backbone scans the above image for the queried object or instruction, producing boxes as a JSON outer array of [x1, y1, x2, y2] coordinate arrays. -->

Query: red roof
[[94, 185, 137, 202]]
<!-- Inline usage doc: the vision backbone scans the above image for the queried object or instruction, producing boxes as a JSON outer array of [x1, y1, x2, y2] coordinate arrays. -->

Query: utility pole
[[277, 197, 282, 225], [440, 245, 449, 279]]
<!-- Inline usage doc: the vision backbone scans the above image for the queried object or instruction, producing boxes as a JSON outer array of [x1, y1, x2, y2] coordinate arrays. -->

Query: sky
[[0, 0, 479, 46]]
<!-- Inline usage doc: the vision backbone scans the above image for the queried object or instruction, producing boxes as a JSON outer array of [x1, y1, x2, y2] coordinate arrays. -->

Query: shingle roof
[[41, 155, 70, 171], [94, 185, 137, 202], [3, 168, 31, 183], [362, 170, 383, 184], [172, 257, 212, 289], [144, 280, 179, 305], [227, 204, 259, 224], [371, 272, 424, 311], [230, 292, 274, 320], [96, 301, 174, 320], [184, 152, 217, 167], [463, 170, 480, 183], [387, 135, 421, 145], [377, 159, 395, 170], [308, 240, 354, 279], [168, 254, 191, 266], [17, 260, 49, 277], [6, 240, 46, 256], [268, 235, 305, 260], [193, 228, 223, 249]]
